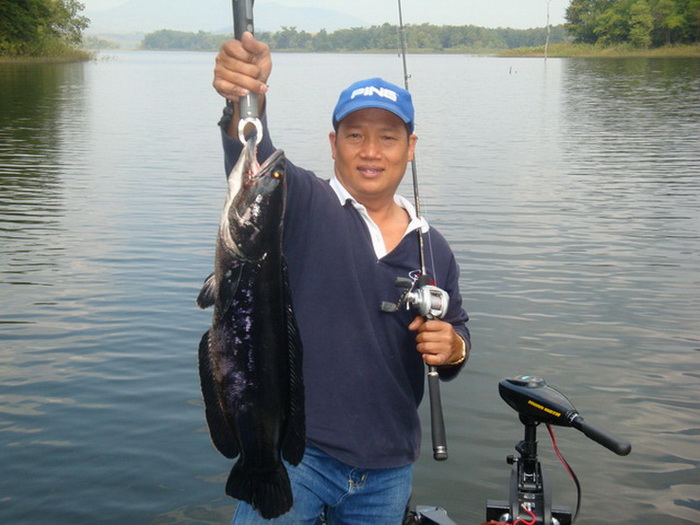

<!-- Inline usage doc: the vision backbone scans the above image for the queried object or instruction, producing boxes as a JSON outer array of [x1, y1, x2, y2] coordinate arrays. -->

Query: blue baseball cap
[[332, 77, 415, 133]]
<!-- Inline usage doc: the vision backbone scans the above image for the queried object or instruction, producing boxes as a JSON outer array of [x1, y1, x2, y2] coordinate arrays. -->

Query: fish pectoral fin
[[198, 330, 240, 459], [196, 272, 217, 309], [281, 258, 306, 466]]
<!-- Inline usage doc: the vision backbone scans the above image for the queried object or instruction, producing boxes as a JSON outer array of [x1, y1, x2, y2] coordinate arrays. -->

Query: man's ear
[[329, 131, 337, 160], [408, 133, 418, 162]]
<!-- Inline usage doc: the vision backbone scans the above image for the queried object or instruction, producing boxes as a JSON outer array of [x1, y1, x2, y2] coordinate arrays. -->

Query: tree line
[[142, 24, 570, 52], [566, 0, 700, 47], [1, 0, 88, 57], [3, 0, 699, 58]]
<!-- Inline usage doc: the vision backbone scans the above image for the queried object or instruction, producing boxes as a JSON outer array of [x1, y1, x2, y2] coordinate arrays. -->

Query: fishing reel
[[382, 273, 451, 461], [381, 275, 449, 320]]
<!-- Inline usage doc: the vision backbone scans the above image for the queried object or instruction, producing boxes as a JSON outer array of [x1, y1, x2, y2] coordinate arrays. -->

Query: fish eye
[[272, 171, 282, 179]]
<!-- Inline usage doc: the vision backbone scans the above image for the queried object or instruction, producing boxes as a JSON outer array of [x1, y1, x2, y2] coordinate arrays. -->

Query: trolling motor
[[404, 376, 631, 525], [485, 376, 632, 525], [381, 273, 451, 461]]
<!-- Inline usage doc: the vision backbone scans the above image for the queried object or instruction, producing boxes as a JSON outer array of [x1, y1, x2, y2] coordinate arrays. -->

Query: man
[[212, 33, 470, 524]]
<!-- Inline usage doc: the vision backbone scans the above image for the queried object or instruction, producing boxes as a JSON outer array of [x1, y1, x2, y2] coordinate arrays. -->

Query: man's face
[[329, 108, 417, 207]]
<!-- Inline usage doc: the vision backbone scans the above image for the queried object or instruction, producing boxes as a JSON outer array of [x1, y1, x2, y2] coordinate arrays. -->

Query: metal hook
[[238, 116, 263, 146]]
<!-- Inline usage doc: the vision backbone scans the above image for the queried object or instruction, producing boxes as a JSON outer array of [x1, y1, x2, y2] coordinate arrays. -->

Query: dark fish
[[196, 136, 304, 519]]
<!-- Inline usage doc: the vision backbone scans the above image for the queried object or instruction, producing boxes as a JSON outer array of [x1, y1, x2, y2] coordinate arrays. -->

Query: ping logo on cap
[[333, 77, 414, 132], [350, 86, 399, 102]]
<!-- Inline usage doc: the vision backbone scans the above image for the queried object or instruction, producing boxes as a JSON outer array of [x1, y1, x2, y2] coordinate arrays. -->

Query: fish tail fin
[[226, 461, 293, 520]]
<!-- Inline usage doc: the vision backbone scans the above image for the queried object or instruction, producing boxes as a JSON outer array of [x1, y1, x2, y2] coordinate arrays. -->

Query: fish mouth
[[220, 144, 287, 261], [256, 148, 285, 178], [241, 135, 259, 171]]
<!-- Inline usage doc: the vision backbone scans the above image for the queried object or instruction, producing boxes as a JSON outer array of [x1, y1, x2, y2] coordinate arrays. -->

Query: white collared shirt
[[329, 176, 429, 259]]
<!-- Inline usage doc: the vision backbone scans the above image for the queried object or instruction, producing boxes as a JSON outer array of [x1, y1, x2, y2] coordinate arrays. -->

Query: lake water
[[1, 51, 698, 524]]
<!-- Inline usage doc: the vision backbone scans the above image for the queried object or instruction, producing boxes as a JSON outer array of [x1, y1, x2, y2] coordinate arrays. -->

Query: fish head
[[220, 137, 286, 261]]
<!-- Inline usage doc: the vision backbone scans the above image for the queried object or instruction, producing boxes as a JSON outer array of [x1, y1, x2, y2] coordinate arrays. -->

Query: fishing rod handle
[[428, 366, 448, 460], [232, 0, 254, 39]]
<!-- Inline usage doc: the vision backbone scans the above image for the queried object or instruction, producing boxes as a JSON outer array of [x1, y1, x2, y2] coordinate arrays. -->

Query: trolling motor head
[[499, 376, 578, 426], [499, 376, 631, 456]]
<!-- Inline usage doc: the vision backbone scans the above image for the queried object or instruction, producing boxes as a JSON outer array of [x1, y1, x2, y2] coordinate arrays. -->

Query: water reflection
[[0, 63, 90, 294], [551, 57, 700, 525], [0, 53, 699, 524]]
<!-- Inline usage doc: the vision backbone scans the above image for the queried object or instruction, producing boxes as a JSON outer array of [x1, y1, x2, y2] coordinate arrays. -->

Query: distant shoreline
[[0, 49, 94, 64], [3, 43, 699, 63], [499, 43, 700, 59]]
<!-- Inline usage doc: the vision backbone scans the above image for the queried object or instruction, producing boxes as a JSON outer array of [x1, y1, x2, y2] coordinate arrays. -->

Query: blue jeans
[[230, 443, 413, 524]]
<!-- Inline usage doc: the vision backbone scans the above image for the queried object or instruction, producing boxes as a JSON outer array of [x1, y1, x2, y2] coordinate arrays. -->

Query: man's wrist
[[445, 335, 467, 366]]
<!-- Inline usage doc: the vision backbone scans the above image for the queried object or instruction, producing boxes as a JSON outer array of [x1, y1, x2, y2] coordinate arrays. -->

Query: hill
[[84, 0, 368, 35]]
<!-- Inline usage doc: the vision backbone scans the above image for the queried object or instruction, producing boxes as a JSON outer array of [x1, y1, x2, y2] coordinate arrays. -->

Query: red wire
[[505, 426, 583, 525], [547, 424, 576, 478], [547, 424, 582, 523], [512, 504, 536, 525]]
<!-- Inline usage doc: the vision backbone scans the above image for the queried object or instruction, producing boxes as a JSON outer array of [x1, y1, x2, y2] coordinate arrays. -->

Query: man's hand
[[213, 32, 271, 102], [409, 317, 466, 367]]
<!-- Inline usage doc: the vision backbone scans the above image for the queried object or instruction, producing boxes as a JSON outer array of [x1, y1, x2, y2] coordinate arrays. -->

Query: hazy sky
[[81, 0, 570, 30]]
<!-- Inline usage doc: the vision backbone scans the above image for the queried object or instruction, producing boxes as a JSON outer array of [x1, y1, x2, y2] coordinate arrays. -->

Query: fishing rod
[[232, 0, 263, 145], [397, 0, 449, 462]]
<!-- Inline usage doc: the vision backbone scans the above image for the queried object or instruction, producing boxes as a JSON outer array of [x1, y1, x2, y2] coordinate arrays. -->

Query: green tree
[[630, 0, 655, 47], [1, 0, 51, 54], [652, 0, 685, 44], [313, 29, 332, 52], [688, 0, 700, 40], [0, 0, 89, 56], [565, 0, 615, 43], [593, 3, 629, 45], [375, 23, 398, 49], [566, 0, 699, 46], [408, 24, 441, 49], [49, 0, 89, 45], [142, 29, 223, 50], [137, 22, 569, 54], [274, 26, 311, 49]]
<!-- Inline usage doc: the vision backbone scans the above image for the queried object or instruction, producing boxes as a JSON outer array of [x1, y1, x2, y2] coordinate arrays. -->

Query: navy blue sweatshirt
[[221, 115, 470, 469]]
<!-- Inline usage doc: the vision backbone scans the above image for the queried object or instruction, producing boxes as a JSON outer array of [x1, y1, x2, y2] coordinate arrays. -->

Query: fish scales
[[197, 137, 305, 519]]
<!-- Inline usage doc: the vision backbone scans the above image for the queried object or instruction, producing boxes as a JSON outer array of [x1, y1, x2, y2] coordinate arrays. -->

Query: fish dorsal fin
[[281, 257, 306, 466]]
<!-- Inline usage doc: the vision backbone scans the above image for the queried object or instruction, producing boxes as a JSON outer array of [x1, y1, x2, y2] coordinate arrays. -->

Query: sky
[[80, 0, 570, 30]]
